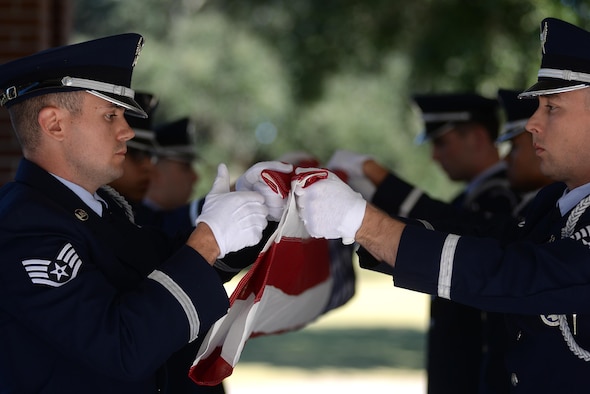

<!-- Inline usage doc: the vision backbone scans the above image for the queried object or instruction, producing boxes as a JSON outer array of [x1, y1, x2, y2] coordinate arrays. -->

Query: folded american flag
[[189, 169, 355, 385]]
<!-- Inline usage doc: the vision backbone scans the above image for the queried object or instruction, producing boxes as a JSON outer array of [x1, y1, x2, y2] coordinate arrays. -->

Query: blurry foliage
[[239, 327, 426, 370], [73, 0, 588, 198]]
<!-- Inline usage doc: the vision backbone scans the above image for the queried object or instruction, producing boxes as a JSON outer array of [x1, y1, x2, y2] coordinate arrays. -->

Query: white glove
[[196, 163, 269, 259], [293, 167, 366, 245], [326, 150, 371, 178], [236, 161, 294, 221], [327, 150, 376, 201]]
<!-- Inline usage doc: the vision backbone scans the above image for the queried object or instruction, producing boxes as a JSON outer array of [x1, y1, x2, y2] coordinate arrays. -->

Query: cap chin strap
[[131, 128, 156, 142], [1, 76, 135, 105], [538, 68, 590, 84], [421, 111, 471, 123], [496, 119, 528, 143], [127, 128, 157, 151], [518, 68, 590, 98], [502, 118, 528, 134], [157, 146, 198, 163], [1, 76, 147, 118], [414, 122, 456, 145], [61, 76, 135, 98], [68, 76, 147, 117]]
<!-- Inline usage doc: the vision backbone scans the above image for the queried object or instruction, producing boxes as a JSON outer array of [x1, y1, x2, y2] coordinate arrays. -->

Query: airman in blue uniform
[[109, 91, 160, 206], [0, 33, 269, 393], [294, 17, 590, 393], [327, 93, 521, 394], [139, 117, 202, 237], [139, 117, 228, 394]]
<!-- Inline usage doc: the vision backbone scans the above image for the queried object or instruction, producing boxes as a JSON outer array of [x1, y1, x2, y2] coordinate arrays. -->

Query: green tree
[[73, 0, 588, 198]]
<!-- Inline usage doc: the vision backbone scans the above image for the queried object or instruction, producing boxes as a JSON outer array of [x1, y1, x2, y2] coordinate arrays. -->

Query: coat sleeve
[[0, 220, 229, 381], [372, 172, 514, 228], [392, 224, 590, 315]]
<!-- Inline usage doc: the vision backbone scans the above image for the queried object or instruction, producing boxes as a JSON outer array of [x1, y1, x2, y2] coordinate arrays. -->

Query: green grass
[[238, 328, 425, 370]]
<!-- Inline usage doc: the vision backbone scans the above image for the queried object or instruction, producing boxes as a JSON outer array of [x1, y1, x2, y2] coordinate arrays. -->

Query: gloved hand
[[326, 150, 371, 178], [327, 150, 376, 201], [196, 163, 269, 259], [293, 167, 366, 245], [236, 161, 294, 221]]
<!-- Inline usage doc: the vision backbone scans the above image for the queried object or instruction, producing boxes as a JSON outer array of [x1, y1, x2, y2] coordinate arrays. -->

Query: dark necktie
[[98, 200, 109, 217]]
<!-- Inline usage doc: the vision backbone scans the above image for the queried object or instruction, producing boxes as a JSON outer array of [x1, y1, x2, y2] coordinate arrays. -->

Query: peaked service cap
[[520, 18, 590, 98], [0, 33, 147, 118], [154, 117, 198, 162], [413, 93, 499, 144], [496, 89, 538, 143], [125, 92, 159, 151]]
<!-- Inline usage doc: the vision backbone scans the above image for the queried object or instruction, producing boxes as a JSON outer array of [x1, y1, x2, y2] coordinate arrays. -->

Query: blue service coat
[[370, 168, 521, 394], [135, 200, 199, 240], [133, 199, 267, 394], [0, 159, 229, 393], [389, 182, 590, 392]]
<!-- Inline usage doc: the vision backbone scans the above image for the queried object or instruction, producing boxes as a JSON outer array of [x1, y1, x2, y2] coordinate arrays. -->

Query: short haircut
[[8, 91, 84, 153]]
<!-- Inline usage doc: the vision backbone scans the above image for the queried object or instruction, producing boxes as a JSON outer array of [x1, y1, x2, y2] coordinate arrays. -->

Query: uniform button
[[511, 372, 519, 387], [516, 330, 522, 341]]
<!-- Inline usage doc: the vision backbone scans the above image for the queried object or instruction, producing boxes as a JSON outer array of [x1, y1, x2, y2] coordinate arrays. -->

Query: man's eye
[[105, 113, 116, 120]]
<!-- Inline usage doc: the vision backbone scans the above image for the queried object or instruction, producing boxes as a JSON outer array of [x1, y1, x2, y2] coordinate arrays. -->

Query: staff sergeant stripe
[[60, 243, 83, 280], [22, 243, 83, 287], [438, 234, 460, 299], [148, 270, 200, 342], [59, 245, 75, 262]]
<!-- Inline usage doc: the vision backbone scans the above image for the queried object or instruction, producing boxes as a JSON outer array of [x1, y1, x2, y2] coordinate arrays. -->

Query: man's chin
[[108, 168, 125, 184]]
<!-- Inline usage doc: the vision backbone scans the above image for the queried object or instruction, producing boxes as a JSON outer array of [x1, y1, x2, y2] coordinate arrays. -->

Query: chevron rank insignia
[[569, 225, 590, 248], [22, 243, 83, 287]]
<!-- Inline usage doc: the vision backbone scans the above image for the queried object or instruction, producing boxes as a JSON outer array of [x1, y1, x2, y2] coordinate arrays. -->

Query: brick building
[[0, 0, 72, 186]]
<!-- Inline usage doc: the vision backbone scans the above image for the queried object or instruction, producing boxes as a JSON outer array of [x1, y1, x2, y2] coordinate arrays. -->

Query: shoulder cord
[[558, 194, 590, 361], [98, 185, 136, 224]]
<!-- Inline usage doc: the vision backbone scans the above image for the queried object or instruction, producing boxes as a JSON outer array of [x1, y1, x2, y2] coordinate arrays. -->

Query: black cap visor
[[88, 90, 148, 118], [414, 122, 455, 145], [519, 79, 590, 98]]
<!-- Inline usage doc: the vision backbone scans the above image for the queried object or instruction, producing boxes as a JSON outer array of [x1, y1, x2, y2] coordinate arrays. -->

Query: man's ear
[[37, 105, 66, 141]]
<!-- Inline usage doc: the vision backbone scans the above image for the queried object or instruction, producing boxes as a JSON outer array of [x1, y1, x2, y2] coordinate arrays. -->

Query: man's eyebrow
[[99, 103, 125, 110], [543, 93, 563, 101]]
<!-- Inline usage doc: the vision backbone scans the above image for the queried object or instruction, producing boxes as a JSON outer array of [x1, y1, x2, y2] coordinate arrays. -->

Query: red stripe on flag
[[189, 346, 232, 386], [263, 237, 330, 294]]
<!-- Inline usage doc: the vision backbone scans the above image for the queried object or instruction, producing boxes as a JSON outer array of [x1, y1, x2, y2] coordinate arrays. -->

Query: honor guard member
[[0, 34, 269, 393], [327, 93, 520, 394], [411, 93, 519, 215], [475, 89, 554, 394], [139, 117, 227, 394], [496, 88, 553, 218], [109, 91, 160, 205], [110, 99, 225, 394], [140, 117, 202, 237], [293, 17, 590, 393], [149, 117, 200, 210]]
